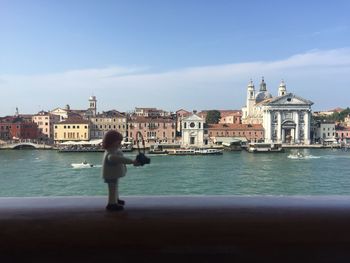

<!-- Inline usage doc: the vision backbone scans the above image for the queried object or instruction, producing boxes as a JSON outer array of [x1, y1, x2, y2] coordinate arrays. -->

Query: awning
[[59, 139, 102, 145], [324, 138, 337, 142], [212, 136, 247, 144]]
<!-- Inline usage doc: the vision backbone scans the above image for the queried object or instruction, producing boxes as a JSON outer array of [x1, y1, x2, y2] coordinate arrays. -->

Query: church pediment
[[265, 93, 313, 106], [183, 114, 204, 122]]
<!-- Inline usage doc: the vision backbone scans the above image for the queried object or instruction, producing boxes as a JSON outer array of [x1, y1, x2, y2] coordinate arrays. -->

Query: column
[[295, 111, 299, 143], [265, 111, 272, 143], [304, 111, 310, 145], [277, 111, 282, 143]]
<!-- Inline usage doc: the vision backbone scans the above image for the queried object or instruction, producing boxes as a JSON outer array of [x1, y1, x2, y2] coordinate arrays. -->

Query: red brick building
[[206, 123, 264, 143], [0, 116, 39, 140]]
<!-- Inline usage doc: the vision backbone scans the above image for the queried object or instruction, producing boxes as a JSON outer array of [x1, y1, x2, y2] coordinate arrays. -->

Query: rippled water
[[0, 149, 349, 196]]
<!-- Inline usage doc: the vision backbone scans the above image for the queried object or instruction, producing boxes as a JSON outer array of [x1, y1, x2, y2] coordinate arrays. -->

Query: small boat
[[288, 152, 304, 159], [71, 162, 94, 168], [247, 143, 284, 153]]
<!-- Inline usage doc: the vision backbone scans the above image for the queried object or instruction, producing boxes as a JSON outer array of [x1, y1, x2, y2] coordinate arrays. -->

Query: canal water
[[0, 149, 349, 197]]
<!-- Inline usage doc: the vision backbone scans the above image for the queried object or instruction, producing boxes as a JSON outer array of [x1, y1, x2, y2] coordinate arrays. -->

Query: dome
[[255, 91, 273, 103], [89, 96, 96, 101]]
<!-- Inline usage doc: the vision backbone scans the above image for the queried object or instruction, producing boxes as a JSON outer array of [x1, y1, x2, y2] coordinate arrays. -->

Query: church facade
[[181, 113, 205, 147], [242, 78, 313, 145]]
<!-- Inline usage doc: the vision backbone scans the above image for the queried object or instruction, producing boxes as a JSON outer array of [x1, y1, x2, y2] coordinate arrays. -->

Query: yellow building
[[90, 110, 127, 139], [54, 118, 90, 143]]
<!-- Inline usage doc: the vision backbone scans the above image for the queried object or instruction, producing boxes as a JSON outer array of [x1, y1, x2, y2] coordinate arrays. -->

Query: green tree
[[206, 110, 221, 124]]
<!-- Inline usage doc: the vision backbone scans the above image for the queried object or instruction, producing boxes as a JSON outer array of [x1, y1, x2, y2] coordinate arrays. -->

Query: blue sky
[[0, 0, 350, 115]]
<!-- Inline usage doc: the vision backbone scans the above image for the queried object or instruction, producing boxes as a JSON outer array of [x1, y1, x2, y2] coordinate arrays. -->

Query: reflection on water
[[0, 149, 349, 196]]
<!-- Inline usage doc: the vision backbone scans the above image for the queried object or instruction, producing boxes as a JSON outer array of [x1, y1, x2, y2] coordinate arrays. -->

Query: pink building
[[218, 110, 242, 124], [128, 116, 176, 147], [196, 110, 242, 124], [336, 126, 350, 143]]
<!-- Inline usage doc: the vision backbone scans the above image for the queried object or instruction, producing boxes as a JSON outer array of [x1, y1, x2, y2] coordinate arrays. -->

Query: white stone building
[[313, 121, 336, 144], [181, 113, 205, 147], [242, 78, 313, 144]]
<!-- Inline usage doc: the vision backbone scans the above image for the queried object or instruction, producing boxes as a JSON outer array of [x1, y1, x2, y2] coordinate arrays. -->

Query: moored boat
[[195, 148, 223, 155], [247, 143, 283, 153], [168, 148, 223, 155], [148, 144, 168, 154]]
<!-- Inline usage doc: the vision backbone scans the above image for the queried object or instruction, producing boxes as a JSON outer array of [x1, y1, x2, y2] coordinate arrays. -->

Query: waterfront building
[[32, 111, 60, 140], [207, 124, 264, 143], [0, 116, 39, 140], [181, 112, 205, 147], [242, 78, 313, 144], [128, 116, 176, 147], [313, 121, 336, 144], [90, 110, 127, 139], [53, 117, 90, 143], [336, 126, 350, 144]]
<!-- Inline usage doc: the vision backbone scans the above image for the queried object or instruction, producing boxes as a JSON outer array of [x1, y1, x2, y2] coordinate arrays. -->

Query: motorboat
[[71, 162, 94, 168]]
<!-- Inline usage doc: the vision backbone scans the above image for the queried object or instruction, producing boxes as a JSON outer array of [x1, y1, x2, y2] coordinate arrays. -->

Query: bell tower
[[246, 79, 255, 117], [278, 80, 287, 96], [89, 96, 97, 117]]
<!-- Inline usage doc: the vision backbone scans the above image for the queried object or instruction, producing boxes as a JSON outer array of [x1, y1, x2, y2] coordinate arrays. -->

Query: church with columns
[[242, 78, 313, 145]]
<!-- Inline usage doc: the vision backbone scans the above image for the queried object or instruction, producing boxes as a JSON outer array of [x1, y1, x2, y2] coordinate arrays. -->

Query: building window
[[190, 137, 195, 144]]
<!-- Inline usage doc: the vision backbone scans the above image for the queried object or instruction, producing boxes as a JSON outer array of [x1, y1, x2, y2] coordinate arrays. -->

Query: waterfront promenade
[[1, 196, 350, 262]]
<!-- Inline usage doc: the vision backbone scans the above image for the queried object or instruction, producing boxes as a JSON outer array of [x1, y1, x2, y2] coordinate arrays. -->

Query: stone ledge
[[1, 196, 350, 262]]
